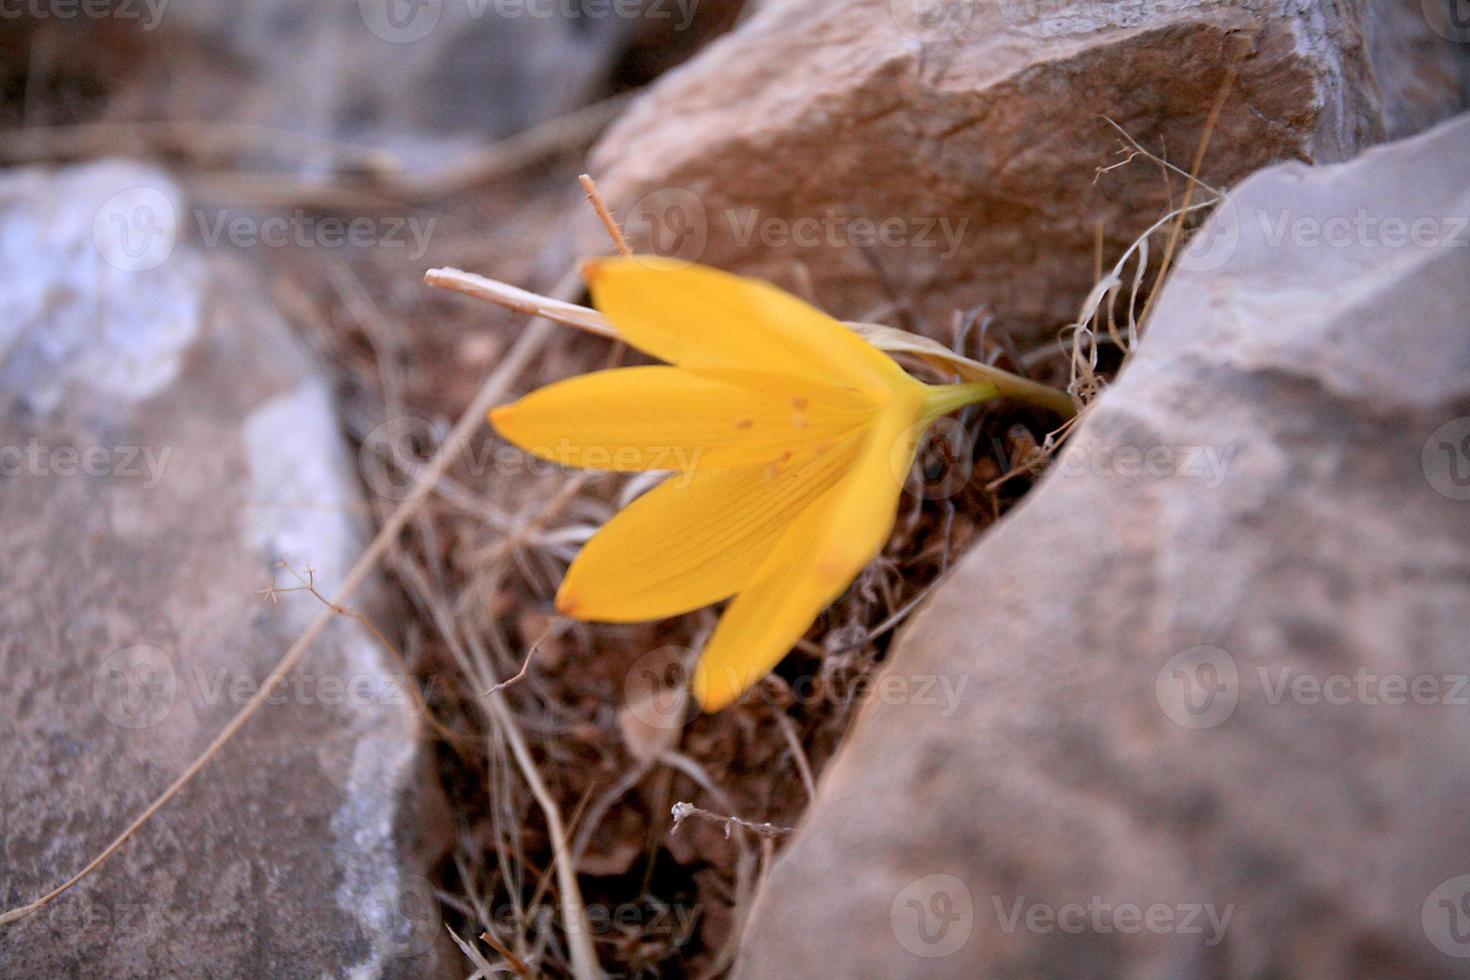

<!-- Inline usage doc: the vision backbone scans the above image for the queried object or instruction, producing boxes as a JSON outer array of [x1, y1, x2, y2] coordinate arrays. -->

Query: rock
[[27, 0, 653, 176], [0, 162, 453, 977], [588, 0, 1470, 341], [735, 114, 1470, 977]]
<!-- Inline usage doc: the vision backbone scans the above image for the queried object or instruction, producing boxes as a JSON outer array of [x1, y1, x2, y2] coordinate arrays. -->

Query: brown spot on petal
[[735, 418, 754, 430]]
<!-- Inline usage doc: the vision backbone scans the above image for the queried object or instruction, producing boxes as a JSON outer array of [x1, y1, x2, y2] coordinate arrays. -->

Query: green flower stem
[[921, 381, 1002, 422]]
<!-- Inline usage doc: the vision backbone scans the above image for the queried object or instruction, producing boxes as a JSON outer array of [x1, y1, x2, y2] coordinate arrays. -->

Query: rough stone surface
[[0, 162, 453, 977], [736, 115, 1470, 977], [589, 0, 1470, 341]]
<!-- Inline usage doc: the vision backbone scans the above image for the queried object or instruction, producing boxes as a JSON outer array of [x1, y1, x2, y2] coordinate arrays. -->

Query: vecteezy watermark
[[92, 190, 438, 272], [628, 651, 972, 723], [485, 899, 702, 943], [1177, 198, 1470, 273], [1257, 210, 1470, 251], [1157, 646, 1470, 729], [726, 208, 970, 260], [93, 646, 178, 730], [1175, 196, 1240, 274], [1424, 875, 1470, 958], [93, 646, 429, 729], [991, 895, 1233, 946], [358, 875, 440, 959], [894, 424, 1238, 503], [93, 186, 178, 273], [1422, 0, 1470, 43], [623, 645, 695, 733], [889, 0, 975, 42], [1257, 666, 1468, 707], [891, 875, 975, 958], [1155, 646, 1240, 730], [358, 0, 699, 43], [1423, 417, 1470, 501], [1054, 439, 1236, 489], [194, 209, 437, 261], [42, 896, 160, 935], [623, 189, 972, 266], [0, 441, 172, 488], [358, 415, 709, 501], [625, 188, 709, 267], [0, 0, 169, 30]]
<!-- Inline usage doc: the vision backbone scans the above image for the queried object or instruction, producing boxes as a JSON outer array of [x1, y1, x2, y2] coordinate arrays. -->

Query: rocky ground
[[0, 1, 1467, 977]]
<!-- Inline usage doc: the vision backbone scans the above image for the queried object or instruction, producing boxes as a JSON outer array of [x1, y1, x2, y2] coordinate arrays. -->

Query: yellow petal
[[692, 392, 927, 711], [583, 257, 911, 394], [557, 433, 866, 622], [490, 366, 875, 472]]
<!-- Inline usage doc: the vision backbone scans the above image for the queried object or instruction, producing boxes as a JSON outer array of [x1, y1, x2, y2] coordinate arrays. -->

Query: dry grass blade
[[426, 267, 617, 338]]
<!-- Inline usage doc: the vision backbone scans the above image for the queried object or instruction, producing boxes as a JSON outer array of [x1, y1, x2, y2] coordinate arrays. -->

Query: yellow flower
[[491, 258, 1001, 712]]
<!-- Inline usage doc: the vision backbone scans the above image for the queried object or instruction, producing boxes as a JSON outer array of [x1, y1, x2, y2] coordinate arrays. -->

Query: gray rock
[[588, 0, 1470, 342], [156, 0, 649, 174], [0, 162, 453, 978], [736, 114, 1470, 977]]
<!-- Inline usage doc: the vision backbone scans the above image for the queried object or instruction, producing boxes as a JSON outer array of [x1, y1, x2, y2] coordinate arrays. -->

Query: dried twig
[[579, 173, 633, 258], [483, 622, 557, 697], [670, 803, 793, 840]]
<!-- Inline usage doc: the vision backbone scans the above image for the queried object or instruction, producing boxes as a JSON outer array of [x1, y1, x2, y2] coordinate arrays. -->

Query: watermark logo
[[1423, 418, 1470, 501], [1423, 875, 1470, 957], [622, 645, 693, 733], [1175, 196, 1239, 273], [93, 187, 177, 273], [1155, 645, 1239, 729], [360, 415, 440, 502], [626, 187, 709, 268], [1422, 0, 1470, 42], [358, 874, 441, 958], [93, 645, 178, 730], [891, 415, 976, 501], [891, 874, 974, 957], [359, 0, 442, 42], [889, 0, 975, 41]]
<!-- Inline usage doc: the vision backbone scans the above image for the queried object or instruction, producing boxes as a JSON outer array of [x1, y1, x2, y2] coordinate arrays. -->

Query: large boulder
[[736, 114, 1470, 977], [588, 0, 1470, 340], [0, 163, 452, 977]]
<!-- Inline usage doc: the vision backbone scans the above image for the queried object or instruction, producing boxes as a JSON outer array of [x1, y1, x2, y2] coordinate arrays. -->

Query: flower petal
[[692, 393, 926, 711], [583, 257, 911, 394], [556, 433, 867, 622], [491, 366, 875, 472]]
